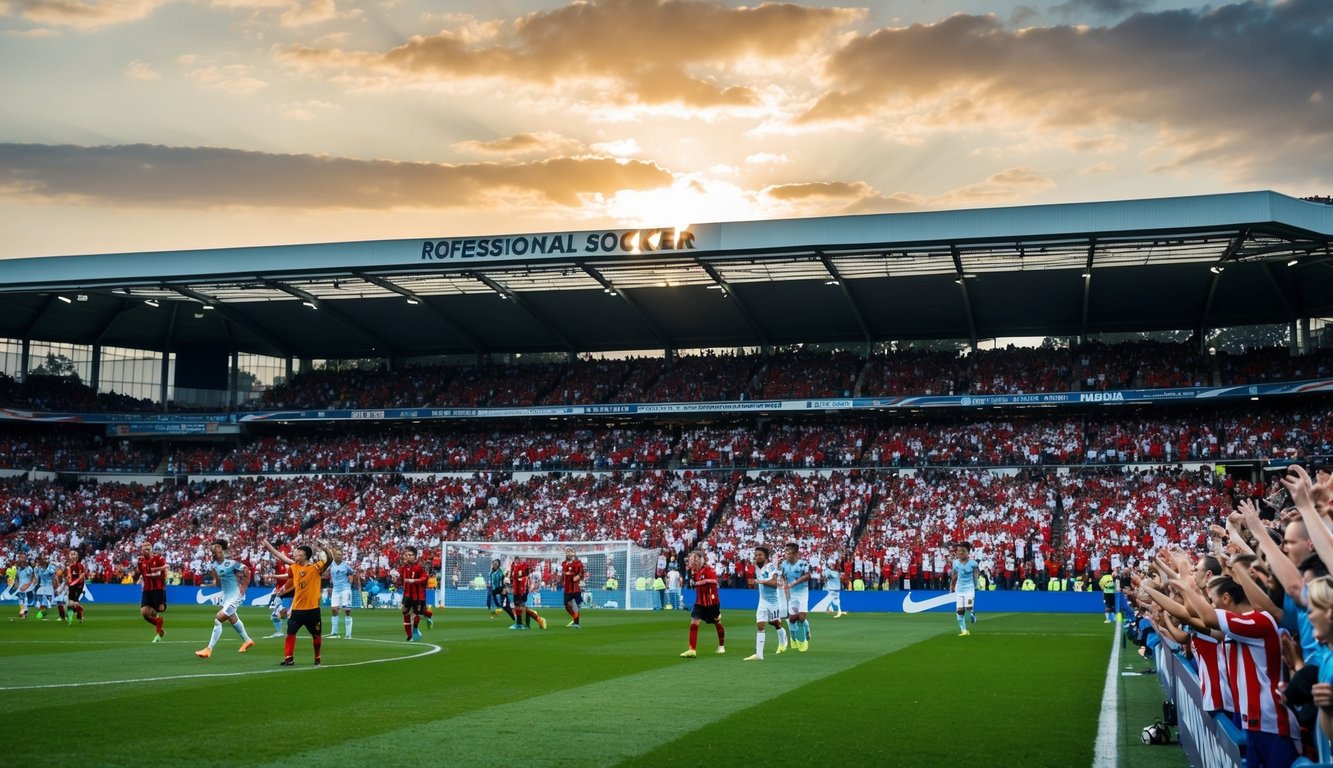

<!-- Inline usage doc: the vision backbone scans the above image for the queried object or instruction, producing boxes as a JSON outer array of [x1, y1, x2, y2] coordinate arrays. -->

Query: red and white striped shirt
[[1190, 630, 1233, 714], [1215, 609, 1299, 737]]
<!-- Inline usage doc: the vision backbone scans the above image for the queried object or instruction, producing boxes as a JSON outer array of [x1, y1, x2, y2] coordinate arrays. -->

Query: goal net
[[439, 540, 662, 611]]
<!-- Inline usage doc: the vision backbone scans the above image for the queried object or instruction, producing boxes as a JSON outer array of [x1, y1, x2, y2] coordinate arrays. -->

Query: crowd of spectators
[[6, 344, 1333, 416]]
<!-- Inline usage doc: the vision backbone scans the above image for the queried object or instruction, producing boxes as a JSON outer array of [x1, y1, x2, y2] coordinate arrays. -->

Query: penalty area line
[[0, 637, 441, 691], [1091, 622, 1122, 768]]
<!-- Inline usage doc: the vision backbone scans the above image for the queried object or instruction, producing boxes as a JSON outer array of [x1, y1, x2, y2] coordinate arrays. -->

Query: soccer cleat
[[570, 624, 580, 629], [314, 658, 322, 667], [744, 654, 762, 661], [152, 634, 162, 644], [797, 641, 808, 653], [679, 649, 697, 658], [958, 630, 971, 637], [775, 644, 788, 654], [508, 623, 524, 630], [412, 628, 423, 641], [326, 633, 340, 639], [715, 646, 726, 654], [279, 657, 295, 666], [195, 647, 212, 659], [536, 616, 547, 630], [239, 639, 255, 653], [566, 621, 577, 627], [268, 632, 284, 638], [426, 616, 433, 630]]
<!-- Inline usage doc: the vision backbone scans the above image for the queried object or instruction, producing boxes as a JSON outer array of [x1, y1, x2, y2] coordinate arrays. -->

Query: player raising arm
[[264, 538, 332, 667]]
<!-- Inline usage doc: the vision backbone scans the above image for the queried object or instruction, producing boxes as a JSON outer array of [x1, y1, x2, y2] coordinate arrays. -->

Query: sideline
[[1092, 621, 1123, 767], [0, 637, 441, 691]]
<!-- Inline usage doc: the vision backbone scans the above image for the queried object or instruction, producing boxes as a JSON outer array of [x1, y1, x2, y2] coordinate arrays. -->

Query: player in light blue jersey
[[745, 546, 789, 660], [14, 553, 35, 620], [822, 566, 845, 619], [326, 549, 360, 638], [781, 543, 813, 652], [34, 554, 57, 620], [195, 539, 255, 658], [950, 543, 980, 636]]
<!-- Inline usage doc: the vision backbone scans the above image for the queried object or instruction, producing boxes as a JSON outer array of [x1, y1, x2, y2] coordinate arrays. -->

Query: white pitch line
[[0, 637, 440, 691], [1091, 623, 1122, 768]]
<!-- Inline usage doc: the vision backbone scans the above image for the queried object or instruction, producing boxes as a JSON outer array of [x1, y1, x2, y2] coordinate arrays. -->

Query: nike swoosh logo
[[196, 590, 223, 605], [900, 592, 959, 613]]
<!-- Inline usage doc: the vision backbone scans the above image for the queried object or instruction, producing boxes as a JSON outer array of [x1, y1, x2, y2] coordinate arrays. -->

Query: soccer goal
[[440, 540, 661, 611]]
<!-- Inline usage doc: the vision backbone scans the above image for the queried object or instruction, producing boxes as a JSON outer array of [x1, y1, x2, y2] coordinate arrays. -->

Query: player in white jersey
[[326, 549, 360, 639], [950, 542, 979, 637], [195, 538, 255, 658], [822, 566, 845, 618], [745, 546, 790, 661], [780, 543, 813, 652], [34, 553, 57, 620], [14, 553, 35, 620]]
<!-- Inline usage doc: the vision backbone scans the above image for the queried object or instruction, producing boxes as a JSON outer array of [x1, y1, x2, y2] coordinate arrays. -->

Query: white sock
[[208, 620, 223, 650], [345, 615, 353, 637], [777, 627, 788, 647], [331, 614, 340, 635], [232, 619, 250, 642], [755, 630, 765, 659]]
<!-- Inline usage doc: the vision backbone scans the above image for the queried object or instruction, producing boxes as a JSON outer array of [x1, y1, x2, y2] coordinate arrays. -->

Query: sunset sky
[[1, 0, 1329, 260]]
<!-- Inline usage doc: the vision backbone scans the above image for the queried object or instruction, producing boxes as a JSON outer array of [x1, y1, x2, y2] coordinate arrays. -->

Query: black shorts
[[1103, 593, 1116, 610], [141, 589, 167, 612], [67, 585, 83, 603], [563, 591, 582, 607], [691, 604, 722, 624], [287, 608, 322, 636], [402, 598, 429, 614], [512, 592, 528, 607]]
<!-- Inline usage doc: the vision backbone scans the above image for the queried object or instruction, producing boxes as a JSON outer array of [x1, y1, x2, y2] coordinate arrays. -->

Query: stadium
[[1, 190, 1332, 768]]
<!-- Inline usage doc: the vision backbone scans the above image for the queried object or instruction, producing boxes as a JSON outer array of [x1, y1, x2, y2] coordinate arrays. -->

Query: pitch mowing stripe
[[254, 621, 950, 767], [1093, 623, 1122, 768], [0, 638, 440, 691]]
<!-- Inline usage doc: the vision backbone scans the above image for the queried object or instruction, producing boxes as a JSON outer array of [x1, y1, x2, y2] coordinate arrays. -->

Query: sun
[[601, 175, 764, 230]]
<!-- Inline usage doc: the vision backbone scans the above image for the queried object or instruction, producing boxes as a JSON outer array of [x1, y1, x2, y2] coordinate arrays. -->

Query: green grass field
[[0, 606, 1141, 767]]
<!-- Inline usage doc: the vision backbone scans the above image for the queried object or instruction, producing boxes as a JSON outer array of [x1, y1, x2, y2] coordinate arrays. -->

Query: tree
[[29, 352, 80, 381]]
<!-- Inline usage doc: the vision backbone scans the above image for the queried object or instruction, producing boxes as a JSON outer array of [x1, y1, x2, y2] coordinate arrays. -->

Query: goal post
[[439, 540, 662, 611]]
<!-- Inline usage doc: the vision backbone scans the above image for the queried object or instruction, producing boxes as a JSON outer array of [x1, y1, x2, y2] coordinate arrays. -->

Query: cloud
[[453, 132, 583, 157], [764, 180, 875, 201], [745, 152, 790, 165], [590, 138, 640, 158], [1049, 0, 1154, 21], [0, 143, 676, 209], [276, 0, 864, 109], [278, 99, 337, 120], [187, 64, 268, 94], [798, 1, 1333, 184], [124, 59, 161, 80], [14, 0, 168, 29]]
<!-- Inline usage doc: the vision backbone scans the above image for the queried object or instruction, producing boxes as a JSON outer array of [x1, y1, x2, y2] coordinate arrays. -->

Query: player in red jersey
[[681, 549, 725, 658], [136, 542, 168, 642], [561, 547, 585, 629], [508, 558, 546, 631], [62, 549, 87, 624], [399, 546, 435, 641]]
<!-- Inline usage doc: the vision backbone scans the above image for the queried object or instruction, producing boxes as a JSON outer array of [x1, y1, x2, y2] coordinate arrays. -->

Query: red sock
[[425, 607, 433, 618], [75, 605, 83, 620], [715, 622, 725, 646], [403, 617, 413, 639], [572, 611, 579, 624], [58, 605, 67, 620], [312, 636, 322, 661], [413, 615, 420, 629], [154, 616, 164, 632], [283, 634, 296, 658], [688, 624, 699, 650]]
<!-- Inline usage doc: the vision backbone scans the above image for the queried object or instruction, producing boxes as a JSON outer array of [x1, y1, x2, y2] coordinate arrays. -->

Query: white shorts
[[955, 591, 975, 610], [788, 592, 809, 616], [756, 603, 783, 623], [219, 596, 244, 617], [331, 588, 353, 608]]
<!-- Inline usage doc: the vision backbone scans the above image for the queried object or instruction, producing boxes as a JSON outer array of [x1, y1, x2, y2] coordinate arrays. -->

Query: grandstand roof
[[1, 190, 1330, 358]]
